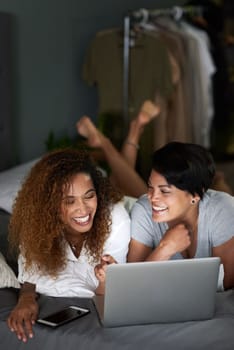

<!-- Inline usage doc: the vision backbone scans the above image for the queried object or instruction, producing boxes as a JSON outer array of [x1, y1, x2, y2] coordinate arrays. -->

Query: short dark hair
[[151, 142, 216, 199]]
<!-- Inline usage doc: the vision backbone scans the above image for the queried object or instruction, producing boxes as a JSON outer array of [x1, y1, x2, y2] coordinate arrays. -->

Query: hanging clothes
[[185, 0, 230, 135], [145, 14, 216, 148], [82, 5, 217, 178], [136, 20, 193, 149], [82, 28, 174, 179], [180, 20, 216, 147], [83, 28, 173, 119]]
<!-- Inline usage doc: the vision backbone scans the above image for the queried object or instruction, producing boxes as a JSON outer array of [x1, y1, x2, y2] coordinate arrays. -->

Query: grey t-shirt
[[130, 190, 234, 259]]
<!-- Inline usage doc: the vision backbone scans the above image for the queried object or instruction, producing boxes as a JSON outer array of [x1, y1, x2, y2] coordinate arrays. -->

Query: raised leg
[[76, 116, 147, 197], [121, 100, 160, 168]]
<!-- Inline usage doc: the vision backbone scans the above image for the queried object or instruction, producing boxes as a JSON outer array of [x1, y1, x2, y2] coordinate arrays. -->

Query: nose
[[148, 188, 161, 201], [75, 198, 87, 214]]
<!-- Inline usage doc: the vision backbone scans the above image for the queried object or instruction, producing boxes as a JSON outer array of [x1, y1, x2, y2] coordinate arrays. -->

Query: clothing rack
[[122, 5, 204, 125]]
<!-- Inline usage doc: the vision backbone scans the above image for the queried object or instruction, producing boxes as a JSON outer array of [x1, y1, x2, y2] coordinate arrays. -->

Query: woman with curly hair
[[7, 148, 130, 342]]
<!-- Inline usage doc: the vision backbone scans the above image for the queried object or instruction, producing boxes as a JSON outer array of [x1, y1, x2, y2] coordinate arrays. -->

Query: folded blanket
[[0, 158, 39, 213]]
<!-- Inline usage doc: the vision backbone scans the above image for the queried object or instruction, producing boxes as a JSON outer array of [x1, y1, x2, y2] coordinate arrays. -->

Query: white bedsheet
[[0, 159, 39, 213]]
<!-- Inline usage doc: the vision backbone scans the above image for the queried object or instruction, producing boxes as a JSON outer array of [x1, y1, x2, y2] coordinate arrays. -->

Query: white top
[[18, 201, 131, 297]]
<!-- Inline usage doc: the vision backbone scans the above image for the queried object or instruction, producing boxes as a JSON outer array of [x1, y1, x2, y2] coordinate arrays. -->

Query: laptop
[[93, 257, 220, 327]]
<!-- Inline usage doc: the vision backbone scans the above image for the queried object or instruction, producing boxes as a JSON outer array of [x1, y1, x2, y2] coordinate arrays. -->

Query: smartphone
[[37, 305, 90, 327]]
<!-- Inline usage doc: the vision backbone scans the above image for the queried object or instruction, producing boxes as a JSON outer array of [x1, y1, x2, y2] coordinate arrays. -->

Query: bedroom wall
[[0, 0, 184, 165]]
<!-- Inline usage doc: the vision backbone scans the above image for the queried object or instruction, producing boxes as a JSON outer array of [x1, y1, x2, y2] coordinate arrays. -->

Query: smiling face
[[60, 172, 98, 236], [147, 170, 199, 226]]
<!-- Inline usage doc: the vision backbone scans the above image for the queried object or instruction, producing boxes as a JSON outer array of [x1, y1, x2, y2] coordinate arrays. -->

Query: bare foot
[[138, 100, 160, 127], [76, 116, 103, 148], [125, 101, 160, 146], [212, 171, 233, 195]]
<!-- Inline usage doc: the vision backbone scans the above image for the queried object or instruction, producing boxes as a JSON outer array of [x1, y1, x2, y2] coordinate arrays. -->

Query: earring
[[191, 199, 196, 204]]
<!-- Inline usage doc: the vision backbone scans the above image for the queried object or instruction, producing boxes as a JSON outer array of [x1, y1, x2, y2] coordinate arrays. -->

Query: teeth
[[74, 215, 89, 223], [153, 206, 167, 211]]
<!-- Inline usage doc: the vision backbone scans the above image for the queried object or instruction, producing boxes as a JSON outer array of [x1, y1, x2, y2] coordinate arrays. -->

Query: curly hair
[[8, 148, 123, 277]]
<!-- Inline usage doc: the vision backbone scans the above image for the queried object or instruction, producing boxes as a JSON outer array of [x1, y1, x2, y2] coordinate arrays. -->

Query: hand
[[157, 223, 191, 259], [94, 254, 117, 283], [7, 294, 39, 343]]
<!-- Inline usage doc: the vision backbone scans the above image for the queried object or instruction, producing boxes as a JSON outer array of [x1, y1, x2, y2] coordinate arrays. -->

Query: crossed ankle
[[125, 140, 140, 150]]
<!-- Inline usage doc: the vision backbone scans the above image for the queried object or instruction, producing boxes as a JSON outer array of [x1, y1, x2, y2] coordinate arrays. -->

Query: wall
[[0, 0, 184, 164]]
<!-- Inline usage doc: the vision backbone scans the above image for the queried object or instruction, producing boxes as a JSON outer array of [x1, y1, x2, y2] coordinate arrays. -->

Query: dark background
[[0, 0, 185, 164]]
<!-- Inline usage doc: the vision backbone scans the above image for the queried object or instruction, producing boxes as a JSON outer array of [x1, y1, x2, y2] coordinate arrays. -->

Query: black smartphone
[[37, 305, 90, 327]]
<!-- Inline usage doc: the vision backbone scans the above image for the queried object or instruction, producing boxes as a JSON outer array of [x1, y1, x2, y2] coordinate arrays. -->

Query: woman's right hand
[[95, 254, 117, 283], [159, 223, 191, 257], [7, 293, 39, 343], [94, 254, 117, 295]]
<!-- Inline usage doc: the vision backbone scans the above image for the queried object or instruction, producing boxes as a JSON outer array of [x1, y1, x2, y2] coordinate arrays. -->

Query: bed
[[0, 161, 234, 350], [0, 159, 38, 272], [0, 288, 234, 350]]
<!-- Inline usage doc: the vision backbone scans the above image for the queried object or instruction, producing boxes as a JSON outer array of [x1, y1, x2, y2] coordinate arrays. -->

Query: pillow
[[123, 196, 137, 214], [0, 252, 20, 289], [0, 158, 39, 213]]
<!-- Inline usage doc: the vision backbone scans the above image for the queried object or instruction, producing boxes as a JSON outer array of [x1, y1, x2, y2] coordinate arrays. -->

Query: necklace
[[69, 240, 84, 256], [71, 244, 76, 252], [64, 231, 86, 256]]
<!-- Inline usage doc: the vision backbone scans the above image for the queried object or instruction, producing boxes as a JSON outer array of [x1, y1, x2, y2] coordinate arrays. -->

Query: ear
[[191, 194, 200, 205]]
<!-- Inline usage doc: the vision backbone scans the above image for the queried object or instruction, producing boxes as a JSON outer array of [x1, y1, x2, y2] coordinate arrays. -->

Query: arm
[[127, 239, 153, 262], [128, 224, 191, 262], [7, 282, 39, 343], [207, 192, 234, 289], [213, 236, 234, 290]]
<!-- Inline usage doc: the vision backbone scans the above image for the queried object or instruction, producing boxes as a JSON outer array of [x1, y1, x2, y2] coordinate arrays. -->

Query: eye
[[147, 182, 153, 190], [63, 197, 75, 205], [147, 186, 153, 195], [161, 189, 171, 194], [84, 190, 97, 200]]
